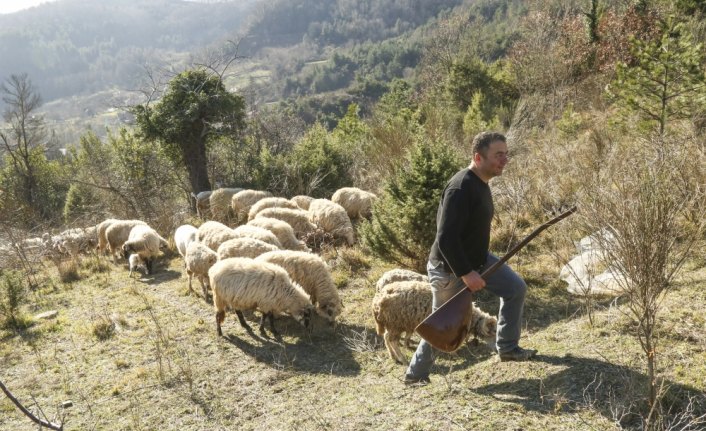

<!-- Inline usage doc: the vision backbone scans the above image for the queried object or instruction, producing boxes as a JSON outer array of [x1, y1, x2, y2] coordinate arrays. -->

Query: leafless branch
[[0, 379, 65, 430]]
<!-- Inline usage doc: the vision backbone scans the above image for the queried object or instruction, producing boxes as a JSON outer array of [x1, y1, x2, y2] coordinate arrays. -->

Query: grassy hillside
[[1, 244, 704, 430]]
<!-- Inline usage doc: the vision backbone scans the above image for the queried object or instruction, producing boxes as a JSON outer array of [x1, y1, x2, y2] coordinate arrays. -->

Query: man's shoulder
[[448, 168, 482, 190]]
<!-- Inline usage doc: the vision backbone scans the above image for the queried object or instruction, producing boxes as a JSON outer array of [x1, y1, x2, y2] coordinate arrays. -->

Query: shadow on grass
[[471, 354, 706, 428], [138, 269, 182, 285], [219, 314, 366, 376]]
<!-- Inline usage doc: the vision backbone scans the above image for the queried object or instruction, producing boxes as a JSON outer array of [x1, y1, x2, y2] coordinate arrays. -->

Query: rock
[[34, 310, 58, 320]]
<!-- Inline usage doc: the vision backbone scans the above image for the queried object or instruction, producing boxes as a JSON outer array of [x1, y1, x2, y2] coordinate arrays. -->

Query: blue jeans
[[406, 253, 527, 379]]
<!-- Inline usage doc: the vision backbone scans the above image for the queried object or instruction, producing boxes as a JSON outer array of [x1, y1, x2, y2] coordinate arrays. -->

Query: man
[[404, 131, 536, 385]]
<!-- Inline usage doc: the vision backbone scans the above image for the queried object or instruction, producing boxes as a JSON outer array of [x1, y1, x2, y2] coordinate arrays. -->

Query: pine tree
[[359, 136, 460, 272]]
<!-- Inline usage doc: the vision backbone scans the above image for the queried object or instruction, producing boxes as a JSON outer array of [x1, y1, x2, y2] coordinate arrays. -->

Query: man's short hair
[[472, 131, 506, 156]]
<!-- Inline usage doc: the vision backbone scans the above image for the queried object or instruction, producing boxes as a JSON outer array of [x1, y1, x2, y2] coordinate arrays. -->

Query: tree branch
[[0, 379, 64, 430]]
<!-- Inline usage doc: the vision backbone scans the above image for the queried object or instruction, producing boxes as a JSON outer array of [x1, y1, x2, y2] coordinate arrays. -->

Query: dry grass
[[0, 249, 704, 430]]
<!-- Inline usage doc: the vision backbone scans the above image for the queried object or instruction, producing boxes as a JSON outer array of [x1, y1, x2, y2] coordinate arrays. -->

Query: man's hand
[[461, 271, 485, 292]]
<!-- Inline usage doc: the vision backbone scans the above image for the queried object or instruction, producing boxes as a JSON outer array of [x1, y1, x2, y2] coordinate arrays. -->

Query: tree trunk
[[182, 139, 211, 214]]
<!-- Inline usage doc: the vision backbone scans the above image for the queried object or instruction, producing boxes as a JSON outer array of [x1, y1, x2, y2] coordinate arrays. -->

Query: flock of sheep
[[24, 186, 497, 363]]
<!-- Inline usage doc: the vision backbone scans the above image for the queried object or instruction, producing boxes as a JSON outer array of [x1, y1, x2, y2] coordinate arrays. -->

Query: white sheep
[[290, 195, 315, 210], [217, 237, 279, 260], [375, 268, 428, 292], [104, 220, 148, 263], [129, 254, 147, 278], [96, 218, 119, 255], [209, 188, 244, 225], [209, 257, 314, 336], [247, 217, 308, 251], [230, 189, 273, 224], [193, 190, 213, 218], [254, 208, 317, 237], [331, 187, 377, 219], [122, 224, 168, 274], [371, 281, 497, 363], [308, 199, 356, 245], [231, 225, 282, 248], [174, 224, 198, 259], [185, 241, 218, 299], [247, 197, 300, 221], [196, 221, 239, 251], [256, 250, 342, 324]]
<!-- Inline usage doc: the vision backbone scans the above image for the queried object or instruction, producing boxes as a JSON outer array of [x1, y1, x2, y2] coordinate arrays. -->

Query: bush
[[0, 270, 29, 330], [359, 135, 461, 272]]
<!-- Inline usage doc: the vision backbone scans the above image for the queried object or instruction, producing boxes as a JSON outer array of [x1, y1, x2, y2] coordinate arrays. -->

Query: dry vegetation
[[1, 239, 704, 430]]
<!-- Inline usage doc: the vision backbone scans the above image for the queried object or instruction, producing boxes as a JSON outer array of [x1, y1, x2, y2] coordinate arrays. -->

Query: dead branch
[[0, 379, 64, 430]]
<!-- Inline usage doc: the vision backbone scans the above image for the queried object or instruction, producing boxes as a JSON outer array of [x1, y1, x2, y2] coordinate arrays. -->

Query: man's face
[[476, 140, 509, 178]]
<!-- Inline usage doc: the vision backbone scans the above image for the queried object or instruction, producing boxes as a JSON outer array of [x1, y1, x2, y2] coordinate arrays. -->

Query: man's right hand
[[461, 271, 486, 292]]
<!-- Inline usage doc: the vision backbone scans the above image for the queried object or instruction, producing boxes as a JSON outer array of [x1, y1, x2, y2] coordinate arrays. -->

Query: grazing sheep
[[185, 241, 218, 299], [209, 258, 314, 336], [122, 224, 168, 274], [209, 188, 244, 225], [105, 220, 148, 263], [52, 226, 98, 258], [231, 225, 282, 248], [290, 195, 314, 210], [375, 268, 428, 292], [217, 237, 279, 260], [96, 218, 119, 255], [196, 221, 239, 251], [174, 224, 198, 258], [129, 254, 147, 278], [247, 217, 308, 251], [372, 281, 497, 363], [193, 191, 212, 218], [247, 197, 300, 221], [257, 250, 342, 323], [331, 187, 377, 219], [254, 208, 316, 237], [231, 190, 273, 224], [308, 199, 356, 245]]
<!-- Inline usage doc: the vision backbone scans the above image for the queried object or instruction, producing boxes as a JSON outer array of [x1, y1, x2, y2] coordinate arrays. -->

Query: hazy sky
[[0, 0, 58, 14]]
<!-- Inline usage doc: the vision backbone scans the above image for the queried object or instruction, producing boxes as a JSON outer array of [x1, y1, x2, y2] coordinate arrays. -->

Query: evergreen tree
[[359, 136, 460, 272]]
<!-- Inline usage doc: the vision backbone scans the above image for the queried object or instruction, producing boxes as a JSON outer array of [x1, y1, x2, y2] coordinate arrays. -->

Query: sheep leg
[[267, 313, 279, 337], [216, 310, 225, 336], [384, 332, 405, 364], [198, 276, 210, 301], [146, 258, 154, 275], [235, 310, 252, 332]]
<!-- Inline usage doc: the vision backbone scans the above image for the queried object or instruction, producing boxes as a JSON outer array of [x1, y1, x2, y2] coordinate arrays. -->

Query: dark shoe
[[404, 374, 431, 386], [498, 346, 538, 362]]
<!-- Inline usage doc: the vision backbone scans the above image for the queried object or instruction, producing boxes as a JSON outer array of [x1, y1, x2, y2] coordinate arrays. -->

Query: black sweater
[[428, 168, 494, 277]]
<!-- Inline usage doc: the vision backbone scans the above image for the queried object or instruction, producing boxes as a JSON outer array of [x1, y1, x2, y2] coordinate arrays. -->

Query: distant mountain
[[0, 0, 258, 101]]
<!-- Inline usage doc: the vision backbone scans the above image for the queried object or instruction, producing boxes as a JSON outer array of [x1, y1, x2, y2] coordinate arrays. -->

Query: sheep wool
[[217, 237, 279, 260], [122, 224, 168, 274], [209, 257, 314, 336], [128, 254, 147, 278], [308, 199, 355, 245], [257, 250, 342, 323], [105, 220, 148, 263], [96, 218, 119, 255], [372, 281, 497, 363], [185, 241, 218, 299], [209, 188, 244, 225], [174, 224, 198, 258], [194, 190, 213, 219], [196, 221, 239, 251], [247, 197, 300, 221], [290, 195, 314, 210], [230, 190, 273, 223], [247, 217, 308, 251], [375, 268, 428, 292], [331, 187, 377, 219], [231, 225, 282, 248], [254, 208, 316, 237]]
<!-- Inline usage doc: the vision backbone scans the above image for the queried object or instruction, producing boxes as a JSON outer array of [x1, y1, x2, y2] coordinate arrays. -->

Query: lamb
[[174, 224, 198, 258], [122, 224, 169, 274], [372, 281, 497, 364], [247, 217, 308, 251], [308, 199, 356, 245], [96, 218, 119, 255], [128, 254, 147, 278], [375, 268, 428, 292], [256, 250, 342, 323], [254, 208, 317, 237], [217, 237, 279, 260], [247, 197, 300, 221], [209, 188, 244, 225], [185, 241, 218, 299], [209, 257, 314, 336], [230, 189, 273, 224], [290, 195, 314, 210], [196, 221, 239, 251], [231, 225, 282, 248], [104, 220, 148, 263], [331, 187, 377, 219]]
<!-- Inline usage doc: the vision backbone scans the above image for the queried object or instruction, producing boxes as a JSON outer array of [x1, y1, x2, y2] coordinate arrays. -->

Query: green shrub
[[0, 270, 29, 330]]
